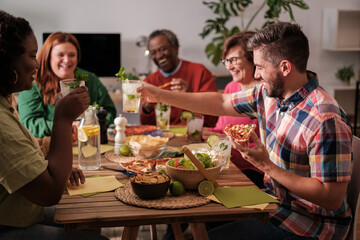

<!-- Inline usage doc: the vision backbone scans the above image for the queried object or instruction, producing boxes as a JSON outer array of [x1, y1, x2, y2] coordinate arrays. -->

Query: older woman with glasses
[[202, 32, 264, 188]]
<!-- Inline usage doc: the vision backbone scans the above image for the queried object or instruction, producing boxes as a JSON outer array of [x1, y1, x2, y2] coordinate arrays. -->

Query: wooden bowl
[[130, 174, 170, 199], [165, 160, 221, 190]]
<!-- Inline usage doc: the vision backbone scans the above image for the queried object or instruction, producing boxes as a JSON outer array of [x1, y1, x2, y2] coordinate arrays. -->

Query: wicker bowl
[[165, 160, 221, 190]]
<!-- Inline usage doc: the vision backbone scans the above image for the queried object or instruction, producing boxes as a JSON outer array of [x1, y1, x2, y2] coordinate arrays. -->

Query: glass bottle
[[78, 106, 101, 170]]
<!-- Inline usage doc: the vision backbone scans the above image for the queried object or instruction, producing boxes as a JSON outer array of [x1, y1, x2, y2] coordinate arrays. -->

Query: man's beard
[[266, 73, 284, 98]]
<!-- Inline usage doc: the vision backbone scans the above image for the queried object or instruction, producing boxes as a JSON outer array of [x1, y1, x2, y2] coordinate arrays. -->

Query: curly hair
[[36, 32, 81, 105], [222, 31, 255, 63], [247, 22, 309, 73], [147, 29, 180, 49], [0, 10, 33, 97]]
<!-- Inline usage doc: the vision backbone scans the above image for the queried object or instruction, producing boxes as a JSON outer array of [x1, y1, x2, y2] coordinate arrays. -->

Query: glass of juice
[[155, 103, 171, 130], [122, 80, 142, 113], [186, 114, 204, 143]]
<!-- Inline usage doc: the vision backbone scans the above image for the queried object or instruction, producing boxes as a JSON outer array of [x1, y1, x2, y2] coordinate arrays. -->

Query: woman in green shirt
[[18, 32, 116, 138]]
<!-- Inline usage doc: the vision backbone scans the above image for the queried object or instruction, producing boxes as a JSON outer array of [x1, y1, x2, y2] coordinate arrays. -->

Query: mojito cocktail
[[186, 115, 204, 143], [155, 103, 171, 130], [122, 80, 142, 113]]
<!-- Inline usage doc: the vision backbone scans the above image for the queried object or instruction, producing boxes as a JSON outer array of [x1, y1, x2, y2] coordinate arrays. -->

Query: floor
[[100, 214, 360, 240], [101, 224, 194, 240]]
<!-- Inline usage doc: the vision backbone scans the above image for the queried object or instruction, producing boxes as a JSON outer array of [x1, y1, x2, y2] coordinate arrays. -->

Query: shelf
[[322, 9, 360, 51]]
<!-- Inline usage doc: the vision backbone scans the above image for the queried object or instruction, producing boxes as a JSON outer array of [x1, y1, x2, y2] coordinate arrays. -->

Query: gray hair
[[148, 29, 179, 48]]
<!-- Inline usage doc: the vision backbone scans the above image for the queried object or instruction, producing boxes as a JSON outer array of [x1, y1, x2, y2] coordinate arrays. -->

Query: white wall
[[2, 0, 360, 88]]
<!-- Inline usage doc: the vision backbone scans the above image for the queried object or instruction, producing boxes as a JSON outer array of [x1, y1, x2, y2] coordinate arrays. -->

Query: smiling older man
[[140, 29, 218, 127]]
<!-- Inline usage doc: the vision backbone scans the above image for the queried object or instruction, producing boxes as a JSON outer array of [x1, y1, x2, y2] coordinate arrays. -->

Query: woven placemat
[[105, 152, 136, 164], [115, 183, 210, 209]]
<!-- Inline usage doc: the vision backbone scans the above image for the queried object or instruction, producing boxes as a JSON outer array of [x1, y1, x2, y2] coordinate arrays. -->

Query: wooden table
[[54, 136, 278, 240]]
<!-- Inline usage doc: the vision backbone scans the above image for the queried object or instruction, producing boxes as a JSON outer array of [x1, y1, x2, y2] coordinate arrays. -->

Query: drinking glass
[[59, 79, 85, 96], [186, 114, 204, 143], [122, 80, 142, 113], [155, 103, 171, 130], [213, 137, 232, 170]]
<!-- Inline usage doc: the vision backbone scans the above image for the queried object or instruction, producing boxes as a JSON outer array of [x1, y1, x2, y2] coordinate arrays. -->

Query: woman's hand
[[69, 167, 85, 186], [54, 86, 90, 123]]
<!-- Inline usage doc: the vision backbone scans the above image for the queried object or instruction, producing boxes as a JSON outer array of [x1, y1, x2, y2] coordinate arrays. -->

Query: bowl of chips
[[130, 172, 170, 199], [128, 135, 169, 159]]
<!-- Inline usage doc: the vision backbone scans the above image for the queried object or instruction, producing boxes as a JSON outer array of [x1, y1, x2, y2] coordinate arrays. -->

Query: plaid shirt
[[231, 71, 352, 240]]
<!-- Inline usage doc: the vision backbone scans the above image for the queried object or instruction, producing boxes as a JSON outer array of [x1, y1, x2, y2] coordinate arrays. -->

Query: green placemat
[[163, 126, 187, 136], [213, 186, 279, 208]]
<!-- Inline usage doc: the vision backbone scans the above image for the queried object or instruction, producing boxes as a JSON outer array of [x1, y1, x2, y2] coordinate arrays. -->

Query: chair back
[[347, 135, 360, 240]]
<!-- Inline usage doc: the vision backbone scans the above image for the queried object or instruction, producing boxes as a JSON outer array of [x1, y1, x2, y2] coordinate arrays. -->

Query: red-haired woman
[[18, 32, 116, 138]]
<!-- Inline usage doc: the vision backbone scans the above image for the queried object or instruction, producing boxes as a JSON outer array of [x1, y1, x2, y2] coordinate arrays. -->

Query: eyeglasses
[[221, 56, 244, 66], [149, 46, 170, 57]]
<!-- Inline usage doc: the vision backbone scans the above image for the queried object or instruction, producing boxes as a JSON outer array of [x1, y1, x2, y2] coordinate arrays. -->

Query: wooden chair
[[346, 135, 360, 240], [353, 81, 359, 136]]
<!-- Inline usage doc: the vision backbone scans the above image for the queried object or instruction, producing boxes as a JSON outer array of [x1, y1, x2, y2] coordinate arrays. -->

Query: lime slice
[[180, 111, 194, 122], [78, 128, 88, 142], [207, 135, 220, 147], [198, 180, 214, 197]]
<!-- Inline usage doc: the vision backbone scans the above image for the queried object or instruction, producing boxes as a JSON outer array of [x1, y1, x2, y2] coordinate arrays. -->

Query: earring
[[12, 69, 18, 86]]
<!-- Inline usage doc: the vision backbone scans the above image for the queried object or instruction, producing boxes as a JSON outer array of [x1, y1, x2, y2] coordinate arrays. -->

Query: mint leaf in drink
[[127, 94, 136, 100], [115, 67, 140, 82], [68, 70, 88, 90], [115, 67, 126, 81]]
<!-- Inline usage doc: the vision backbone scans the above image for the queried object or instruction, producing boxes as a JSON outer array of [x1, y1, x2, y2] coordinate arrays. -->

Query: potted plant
[[335, 65, 355, 85], [199, 0, 309, 66]]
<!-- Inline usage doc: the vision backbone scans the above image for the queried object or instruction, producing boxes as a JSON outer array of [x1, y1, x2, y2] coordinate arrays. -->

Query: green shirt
[[18, 68, 116, 138], [0, 96, 48, 227]]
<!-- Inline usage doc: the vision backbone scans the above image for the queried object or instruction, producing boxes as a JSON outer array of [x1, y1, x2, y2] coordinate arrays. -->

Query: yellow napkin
[[73, 144, 114, 156], [207, 193, 274, 210], [213, 186, 279, 209], [66, 175, 123, 196]]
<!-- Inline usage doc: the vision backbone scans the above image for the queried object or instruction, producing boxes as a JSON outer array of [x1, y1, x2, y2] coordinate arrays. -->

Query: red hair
[[35, 32, 81, 105]]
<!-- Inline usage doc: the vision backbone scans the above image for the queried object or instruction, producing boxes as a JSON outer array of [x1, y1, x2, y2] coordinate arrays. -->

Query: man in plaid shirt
[[139, 22, 352, 240]]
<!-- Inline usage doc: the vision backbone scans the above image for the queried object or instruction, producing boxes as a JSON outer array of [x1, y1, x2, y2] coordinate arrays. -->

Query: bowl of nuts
[[130, 172, 170, 199]]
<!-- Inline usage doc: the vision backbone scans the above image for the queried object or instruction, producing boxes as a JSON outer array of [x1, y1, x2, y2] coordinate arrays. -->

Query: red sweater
[[140, 60, 218, 127]]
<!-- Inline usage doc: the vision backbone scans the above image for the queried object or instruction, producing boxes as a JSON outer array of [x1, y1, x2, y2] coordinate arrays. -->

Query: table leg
[[189, 223, 209, 240], [171, 223, 185, 240], [122, 226, 140, 240], [150, 224, 158, 240]]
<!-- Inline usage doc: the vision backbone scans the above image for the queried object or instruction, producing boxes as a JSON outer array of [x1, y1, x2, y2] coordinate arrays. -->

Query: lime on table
[[198, 180, 214, 197], [170, 180, 185, 196], [119, 145, 131, 156], [78, 128, 88, 142], [207, 135, 220, 147], [180, 111, 194, 122]]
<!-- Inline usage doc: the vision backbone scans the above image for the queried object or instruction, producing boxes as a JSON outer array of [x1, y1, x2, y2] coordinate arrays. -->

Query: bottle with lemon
[[78, 106, 101, 170]]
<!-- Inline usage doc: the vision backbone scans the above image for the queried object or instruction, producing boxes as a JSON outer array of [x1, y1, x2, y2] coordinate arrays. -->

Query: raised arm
[[139, 82, 243, 117], [18, 87, 90, 206]]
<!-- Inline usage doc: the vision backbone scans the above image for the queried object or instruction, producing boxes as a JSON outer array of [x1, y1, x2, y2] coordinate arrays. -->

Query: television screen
[[43, 33, 121, 77]]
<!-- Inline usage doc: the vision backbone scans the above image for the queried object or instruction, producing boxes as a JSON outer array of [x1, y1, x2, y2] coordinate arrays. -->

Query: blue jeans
[[0, 207, 108, 240], [208, 218, 316, 240]]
